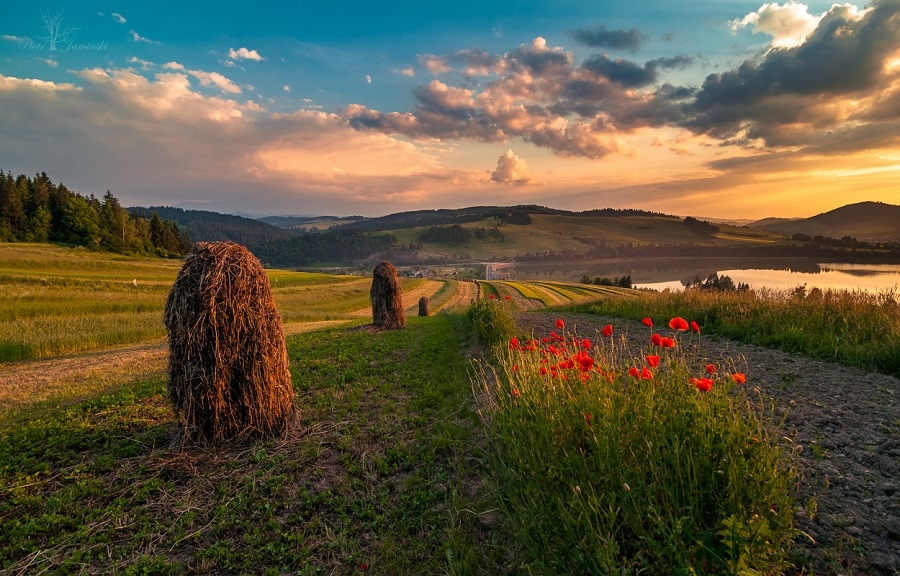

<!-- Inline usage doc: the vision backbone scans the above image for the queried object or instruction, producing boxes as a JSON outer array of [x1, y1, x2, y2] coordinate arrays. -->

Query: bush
[[465, 299, 516, 348]]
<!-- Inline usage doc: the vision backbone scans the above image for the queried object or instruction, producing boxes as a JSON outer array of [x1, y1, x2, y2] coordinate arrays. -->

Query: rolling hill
[[748, 201, 900, 242]]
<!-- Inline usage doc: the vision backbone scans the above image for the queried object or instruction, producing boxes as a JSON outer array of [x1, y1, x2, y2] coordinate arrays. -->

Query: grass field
[[388, 214, 785, 260], [0, 245, 455, 363], [0, 316, 513, 574], [3, 242, 862, 573]]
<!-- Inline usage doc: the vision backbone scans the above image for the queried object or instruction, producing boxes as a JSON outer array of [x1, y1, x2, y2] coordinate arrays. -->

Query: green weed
[[474, 318, 799, 574], [579, 287, 900, 377]]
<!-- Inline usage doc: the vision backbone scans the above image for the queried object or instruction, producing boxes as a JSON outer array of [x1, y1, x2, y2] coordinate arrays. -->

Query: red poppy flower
[[360, 563, 369, 572], [489, 294, 495, 299], [580, 338, 592, 350], [660, 336, 676, 348], [505, 295, 511, 300], [584, 413, 592, 424], [539, 366, 548, 375], [705, 363, 717, 375], [509, 337, 520, 350], [601, 324, 613, 337], [549, 331, 560, 340], [650, 333, 662, 346], [556, 318, 565, 329], [731, 372, 747, 384], [642, 317, 653, 328], [645, 354, 660, 367], [628, 366, 641, 378], [639, 367, 652, 379], [511, 388, 520, 398], [691, 377, 713, 392], [690, 321, 701, 333], [669, 317, 689, 331], [577, 353, 594, 371]]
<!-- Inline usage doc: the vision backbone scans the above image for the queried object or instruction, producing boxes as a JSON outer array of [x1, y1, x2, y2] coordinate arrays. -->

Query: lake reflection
[[512, 258, 900, 293]]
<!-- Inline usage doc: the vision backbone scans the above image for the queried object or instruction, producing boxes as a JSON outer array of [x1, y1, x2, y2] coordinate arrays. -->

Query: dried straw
[[164, 242, 295, 443], [370, 260, 406, 329], [418, 296, 430, 317]]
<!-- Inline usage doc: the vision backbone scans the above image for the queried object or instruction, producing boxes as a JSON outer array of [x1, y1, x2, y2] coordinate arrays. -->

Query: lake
[[510, 258, 900, 294]]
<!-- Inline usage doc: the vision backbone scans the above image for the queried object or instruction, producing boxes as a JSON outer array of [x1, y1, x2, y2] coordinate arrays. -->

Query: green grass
[[502, 281, 558, 306], [577, 287, 900, 377], [386, 213, 786, 261], [424, 279, 459, 312], [0, 244, 443, 362], [0, 316, 510, 575], [474, 316, 799, 574]]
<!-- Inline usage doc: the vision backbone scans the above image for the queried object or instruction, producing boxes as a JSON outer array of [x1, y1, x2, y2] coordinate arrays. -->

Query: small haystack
[[418, 296, 430, 317], [164, 241, 295, 443], [370, 260, 406, 329]]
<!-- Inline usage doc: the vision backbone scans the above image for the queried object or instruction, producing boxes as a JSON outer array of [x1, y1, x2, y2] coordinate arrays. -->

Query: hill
[[749, 202, 900, 242], [132, 206, 298, 246]]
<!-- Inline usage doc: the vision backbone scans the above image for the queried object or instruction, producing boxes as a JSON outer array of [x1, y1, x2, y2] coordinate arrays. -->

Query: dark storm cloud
[[569, 25, 646, 52], [348, 38, 689, 158], [685, 0, 900, 149], [347, 0, 900, 161]]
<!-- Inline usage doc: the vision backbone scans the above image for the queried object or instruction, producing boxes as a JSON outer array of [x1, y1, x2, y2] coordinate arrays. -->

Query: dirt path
[[0, 321, 347, 416], [523, 312, 900, 576], [441, 280, 478, 311], [347, 280, 445, 317]]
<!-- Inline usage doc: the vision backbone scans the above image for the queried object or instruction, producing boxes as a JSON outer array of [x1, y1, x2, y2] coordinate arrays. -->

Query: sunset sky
[[2, 0, 899, 219]]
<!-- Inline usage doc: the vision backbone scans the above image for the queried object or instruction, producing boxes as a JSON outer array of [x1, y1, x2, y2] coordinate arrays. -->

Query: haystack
[[164, 242, 295, 443], [370, 260, 406, 329], [418, 296, 430, 317]]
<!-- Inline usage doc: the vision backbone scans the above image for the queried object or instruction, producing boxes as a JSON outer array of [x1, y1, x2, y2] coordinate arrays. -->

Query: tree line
[[0, 171, 190, 256], [251, 228, 397, 268]]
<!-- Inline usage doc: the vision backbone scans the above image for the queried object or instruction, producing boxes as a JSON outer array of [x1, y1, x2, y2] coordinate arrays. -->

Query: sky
[[2, 0, 900, 219]]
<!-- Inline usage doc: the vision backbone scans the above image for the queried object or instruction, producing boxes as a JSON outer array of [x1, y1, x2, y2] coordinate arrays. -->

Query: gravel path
[[521, 312, 900, 576]]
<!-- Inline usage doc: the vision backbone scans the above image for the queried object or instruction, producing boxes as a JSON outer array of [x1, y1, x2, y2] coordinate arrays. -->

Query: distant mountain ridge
[[131, 206, 298, 246], [748, 201, 900, 242]]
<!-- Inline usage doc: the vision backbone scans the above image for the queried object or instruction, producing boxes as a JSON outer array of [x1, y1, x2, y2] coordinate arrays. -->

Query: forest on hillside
[[0, 171, 189, 256]]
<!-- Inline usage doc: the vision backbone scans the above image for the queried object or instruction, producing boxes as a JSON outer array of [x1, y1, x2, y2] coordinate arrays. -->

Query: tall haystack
[[370, 260, 405, 329], [418, 296, 430, 317], [164, 241, 295, 443]]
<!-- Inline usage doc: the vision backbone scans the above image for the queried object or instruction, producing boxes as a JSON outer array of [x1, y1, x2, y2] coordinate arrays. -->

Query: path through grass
[[0, 316, 510, 575]]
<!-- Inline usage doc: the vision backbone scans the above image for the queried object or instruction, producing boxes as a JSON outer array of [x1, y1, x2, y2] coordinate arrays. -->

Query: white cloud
[[228, 47, 264, 61], [420, 55, 451, 74], [0, 74, 79, 92], [395, 67, 415, 77], [491, 149, 532, 185], [130, 30, 159, 44], [283, 85, 290, 92], [162, 61, 184, 70], [730, 2, 823, 48], [3, 35, 26, 42], [0, 68, 483, 215], [40, 58, 58, 68], [366, 74, 372, 84], [112, 13, 126, 24], [129, 56, 154, 70], [187, 69, 242, 94]]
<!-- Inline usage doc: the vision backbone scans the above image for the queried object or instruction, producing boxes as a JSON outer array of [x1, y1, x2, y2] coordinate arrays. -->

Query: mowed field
[[0, 243, 625, 365]]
